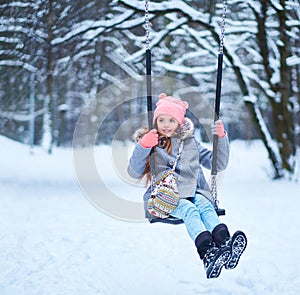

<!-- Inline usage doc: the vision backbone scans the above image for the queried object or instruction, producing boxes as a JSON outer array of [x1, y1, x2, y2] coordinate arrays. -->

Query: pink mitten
[[140, 129, 159, 148], [211, 120, 226, 138]]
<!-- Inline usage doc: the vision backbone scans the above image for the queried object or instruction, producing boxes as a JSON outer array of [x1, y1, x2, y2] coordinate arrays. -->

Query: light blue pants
[[171, 194, 220, 242]]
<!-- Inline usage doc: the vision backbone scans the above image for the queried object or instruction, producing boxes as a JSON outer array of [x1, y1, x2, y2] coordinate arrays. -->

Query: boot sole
[[206, 247, 231, 279], [225, 231, 247, 270]]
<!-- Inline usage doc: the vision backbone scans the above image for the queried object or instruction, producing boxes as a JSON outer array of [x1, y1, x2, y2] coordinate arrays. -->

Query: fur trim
[[133, 118, 194, 142], [173, 117, 194, 140], [133, 126, 148, 143]]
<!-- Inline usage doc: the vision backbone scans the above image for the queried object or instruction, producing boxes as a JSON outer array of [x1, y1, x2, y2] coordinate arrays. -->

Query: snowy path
[[1, 137, 299, 295]]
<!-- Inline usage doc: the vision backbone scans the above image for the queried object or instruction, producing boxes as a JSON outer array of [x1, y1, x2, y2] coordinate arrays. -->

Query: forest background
[[0, 0, 299, 179]]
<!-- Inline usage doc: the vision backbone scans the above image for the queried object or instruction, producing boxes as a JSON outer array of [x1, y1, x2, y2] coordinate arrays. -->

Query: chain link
[[219, 0, 227, 54], [211, 174, 219, 209], [211, 1, 227, 210], [145, 0, 150, 50]]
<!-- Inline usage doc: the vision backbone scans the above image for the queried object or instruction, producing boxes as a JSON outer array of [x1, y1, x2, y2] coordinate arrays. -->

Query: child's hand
[[140, 129, 159, 148], [211, 120, 226, 138]]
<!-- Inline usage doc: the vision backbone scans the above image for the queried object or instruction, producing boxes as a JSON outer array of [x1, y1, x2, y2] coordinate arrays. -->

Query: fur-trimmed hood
[[133, 117, 194, 142]]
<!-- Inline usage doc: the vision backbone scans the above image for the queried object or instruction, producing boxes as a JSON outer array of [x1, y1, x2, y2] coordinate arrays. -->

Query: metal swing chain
[[145, 0, 150, 51], [219, 0, 227, 54], [145, 0, 156, 189], [211, 0, 227, 210], [211, 175, 219, 209]]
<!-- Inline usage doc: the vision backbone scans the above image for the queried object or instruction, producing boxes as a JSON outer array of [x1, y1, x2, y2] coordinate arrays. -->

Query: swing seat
[[150, 207, 225, 225], [216, 208, 226, 216], [150, 216, 184, 225]]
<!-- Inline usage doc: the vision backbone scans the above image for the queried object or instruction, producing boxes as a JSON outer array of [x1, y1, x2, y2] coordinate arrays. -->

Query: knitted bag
[[147, 141, 184, 219]]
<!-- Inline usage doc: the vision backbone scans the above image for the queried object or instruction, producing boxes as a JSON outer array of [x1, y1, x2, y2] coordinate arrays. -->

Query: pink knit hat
[[153, 93, 189, 124]]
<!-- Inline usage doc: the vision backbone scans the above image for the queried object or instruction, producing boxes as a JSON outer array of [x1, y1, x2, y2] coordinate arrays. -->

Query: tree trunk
[[245, 101, 283, 178], [42, 0, 55, 153], [222, 45, 283, 178], [272, 0, 296, 172], [255, 0, 296, 173]]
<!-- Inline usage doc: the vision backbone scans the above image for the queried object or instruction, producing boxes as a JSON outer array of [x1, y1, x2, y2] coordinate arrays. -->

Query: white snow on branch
[[52, 11, 134, 45], [287, 55, 300, 66], [0, 36, 20, 43], [286, 20, 300, 27], [270, 0, 284, 11], [173, 50, 211, 65], [224, 19, 257, 35], [0, 109, 44, 122], [120, 0, 206, 21], [108, 51, 138, 78], [124, 16, 188, 63], [156, 61, 217, 75], [245, 0, 262, 14], [0, 60, 37, 72], [243, 95, 257, 104], [0, 1, 33, 8], [0, 24, 47, 40]]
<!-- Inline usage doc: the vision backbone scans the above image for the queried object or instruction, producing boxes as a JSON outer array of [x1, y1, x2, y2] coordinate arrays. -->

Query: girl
[[128, 93, 247, 279]]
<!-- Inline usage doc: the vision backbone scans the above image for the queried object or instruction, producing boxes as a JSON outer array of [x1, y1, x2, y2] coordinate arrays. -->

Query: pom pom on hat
[[153, 93, 189, 124]]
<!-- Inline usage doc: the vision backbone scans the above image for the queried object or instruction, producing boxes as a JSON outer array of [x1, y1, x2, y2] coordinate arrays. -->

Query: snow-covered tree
[[224, 0, 300, 178], [1, 0, 299, 179], [112, 0, 300, 178], [0, 1, 38, 143]]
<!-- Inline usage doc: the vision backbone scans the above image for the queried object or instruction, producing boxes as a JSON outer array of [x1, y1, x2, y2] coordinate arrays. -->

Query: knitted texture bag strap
[[150, 140, 184, 188], [171, 141, 184, 171]]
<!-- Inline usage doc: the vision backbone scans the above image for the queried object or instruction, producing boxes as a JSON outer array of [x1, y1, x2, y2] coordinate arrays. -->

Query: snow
[[156, 61, 217, 75], [0, 109, 44, 122], [52, 11, 135, 45], [287, 55, 300, 66], [0, 60, 37, 73], [270, 0, 284, 11], [1, 135, 300, 294]]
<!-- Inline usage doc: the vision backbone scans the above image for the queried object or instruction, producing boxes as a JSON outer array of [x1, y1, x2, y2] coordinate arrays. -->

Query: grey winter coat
[[127, 118, 230, 221]]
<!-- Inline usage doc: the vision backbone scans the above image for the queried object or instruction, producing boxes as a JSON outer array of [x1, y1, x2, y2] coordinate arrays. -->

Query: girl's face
[[156, 114, 180, 137]]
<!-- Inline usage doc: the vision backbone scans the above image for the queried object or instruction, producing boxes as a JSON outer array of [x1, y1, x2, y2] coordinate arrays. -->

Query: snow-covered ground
[[1, 135, 299, 295]]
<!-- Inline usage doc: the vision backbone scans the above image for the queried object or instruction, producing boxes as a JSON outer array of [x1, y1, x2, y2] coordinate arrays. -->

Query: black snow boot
[[212, 224, 247, 270], [195, 231, 231, 279], [225, 230, 247, 270], [212, 223, 231, 247]]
